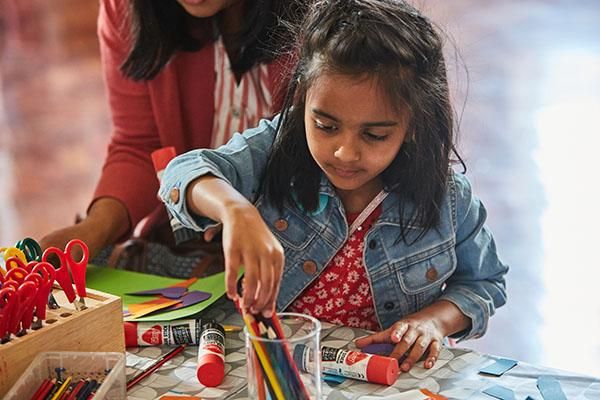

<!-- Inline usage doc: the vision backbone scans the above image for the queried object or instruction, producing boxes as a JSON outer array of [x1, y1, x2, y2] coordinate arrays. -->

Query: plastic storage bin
[[5, 351, 126, 399]]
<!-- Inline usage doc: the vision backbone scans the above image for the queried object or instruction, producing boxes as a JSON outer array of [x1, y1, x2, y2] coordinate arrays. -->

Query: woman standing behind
[[40, 0, 303, 269]]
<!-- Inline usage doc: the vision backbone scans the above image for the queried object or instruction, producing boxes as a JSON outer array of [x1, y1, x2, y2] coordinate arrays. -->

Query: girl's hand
[[221, 203, 284, 317], [354, 316, 444, 372]]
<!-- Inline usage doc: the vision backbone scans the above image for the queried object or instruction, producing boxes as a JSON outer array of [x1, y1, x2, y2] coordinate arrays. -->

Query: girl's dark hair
[[263, 0, 464, 239], [121, 0, 304, 80]]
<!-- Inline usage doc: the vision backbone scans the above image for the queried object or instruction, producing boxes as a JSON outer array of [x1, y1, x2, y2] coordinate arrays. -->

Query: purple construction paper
[[143, 291, 213, 317], [361, 343, 396, 356], [177, 290, 212, 307], [127, 286, 188, 299]]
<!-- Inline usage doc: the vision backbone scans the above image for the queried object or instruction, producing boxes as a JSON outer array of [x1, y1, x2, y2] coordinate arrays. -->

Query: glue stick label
[[125, 319, 202, 347], [199, 325, 225, 360], [294, 345, 373, 381], [321, 346, 370, 380], [197, 321, 225, 387]]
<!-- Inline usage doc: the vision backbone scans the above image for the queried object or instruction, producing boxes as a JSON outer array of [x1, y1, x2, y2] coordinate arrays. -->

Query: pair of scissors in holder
[[15, 237, 43, 262], [0, 279, 37, 338], [3, 257, 56, 329], [0, 286, 16, 342], [42, 239, 89, 311], [0, 247, 27, 276]]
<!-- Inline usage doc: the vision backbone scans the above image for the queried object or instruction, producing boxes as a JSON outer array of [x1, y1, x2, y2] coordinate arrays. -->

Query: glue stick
[[151, 146, 176, 180], [124, 319, 203, 347], [294, 344, 399, 386], [197, 321, 225, 387]]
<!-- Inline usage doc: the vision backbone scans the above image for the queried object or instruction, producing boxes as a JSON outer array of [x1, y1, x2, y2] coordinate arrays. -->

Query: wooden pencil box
[[0, 287, 125, 397]]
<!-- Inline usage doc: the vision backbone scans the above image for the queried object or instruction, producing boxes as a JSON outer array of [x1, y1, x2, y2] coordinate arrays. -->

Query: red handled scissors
[[0, 286, 16, 342], [42, 239, 89, 310], [29, 262, 56, 328]]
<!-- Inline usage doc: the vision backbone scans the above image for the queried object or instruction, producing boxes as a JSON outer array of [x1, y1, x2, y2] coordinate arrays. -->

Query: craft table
[[125, 298, 600, 400]]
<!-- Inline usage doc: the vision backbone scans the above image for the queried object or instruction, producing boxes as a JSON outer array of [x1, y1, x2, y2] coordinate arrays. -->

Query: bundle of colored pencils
[[235, 300, 311, 400]]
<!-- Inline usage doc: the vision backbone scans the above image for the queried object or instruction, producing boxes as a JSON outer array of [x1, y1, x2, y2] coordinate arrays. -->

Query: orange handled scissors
[[42, 239, 89, 310]]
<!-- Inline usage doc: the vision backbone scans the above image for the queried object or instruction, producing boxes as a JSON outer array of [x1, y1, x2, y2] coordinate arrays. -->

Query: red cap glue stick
[[151, 146, 176, 180], [197, 321, 225, 387], [124, 319, 203, 347], [294, 344, 399, 386]]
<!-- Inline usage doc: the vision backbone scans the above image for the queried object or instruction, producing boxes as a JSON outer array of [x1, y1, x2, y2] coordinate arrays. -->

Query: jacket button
[[368, 240, 377, 249], [274, 219, 288, 231], [384, 301, 395, 310], [426, 267, 438, 282], [303, 260, 317, 275], [169, 188, 180, 204]]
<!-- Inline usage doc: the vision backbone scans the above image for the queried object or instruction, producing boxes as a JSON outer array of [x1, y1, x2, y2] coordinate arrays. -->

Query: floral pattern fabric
[[288, 206, 382, 331]]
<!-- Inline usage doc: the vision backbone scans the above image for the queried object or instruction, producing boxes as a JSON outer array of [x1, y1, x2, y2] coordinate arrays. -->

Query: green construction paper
[[86, 265, 241, 322]]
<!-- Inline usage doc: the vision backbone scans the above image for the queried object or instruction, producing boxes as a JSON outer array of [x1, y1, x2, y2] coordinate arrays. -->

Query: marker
[[196, 321, 225, 387], [294, 345, 399, 386]]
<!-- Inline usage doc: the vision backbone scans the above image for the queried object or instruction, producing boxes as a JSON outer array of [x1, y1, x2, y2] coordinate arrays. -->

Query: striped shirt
[[211, 36, 273, 148]]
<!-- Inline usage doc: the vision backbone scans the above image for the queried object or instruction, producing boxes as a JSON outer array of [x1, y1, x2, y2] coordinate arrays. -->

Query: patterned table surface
[[126, 299, 600, 400]]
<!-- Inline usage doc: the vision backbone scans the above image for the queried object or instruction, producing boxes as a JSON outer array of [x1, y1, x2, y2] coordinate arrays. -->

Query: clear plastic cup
[[245, 312, 322, 400]]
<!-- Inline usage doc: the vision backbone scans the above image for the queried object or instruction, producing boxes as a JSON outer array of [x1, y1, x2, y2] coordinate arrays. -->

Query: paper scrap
[[479, 358, 518, 376], [86, 265, 242, 321], [483, 385, 515, 400], [127, 297, 181, 319], [537, 376, 567, 400]]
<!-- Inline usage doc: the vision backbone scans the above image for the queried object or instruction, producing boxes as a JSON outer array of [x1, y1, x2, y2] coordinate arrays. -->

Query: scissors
[[2, 280, 37, 336], [0, 286, 16, 342], [3, 267, 29, 285], [4, 256, 37, 273], [19, 273, 42, 332], [42, 239, 89, 310], [15, 237, 43, 262], [0, 247, 27, 276], [29, 262, 56, 329]]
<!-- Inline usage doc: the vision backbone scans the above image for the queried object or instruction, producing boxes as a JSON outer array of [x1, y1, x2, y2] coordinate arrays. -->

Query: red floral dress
[[288, 206, 382, 331]]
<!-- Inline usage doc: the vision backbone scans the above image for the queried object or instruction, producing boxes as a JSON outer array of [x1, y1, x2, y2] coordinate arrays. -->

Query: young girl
[[159, 0, 508, 372]]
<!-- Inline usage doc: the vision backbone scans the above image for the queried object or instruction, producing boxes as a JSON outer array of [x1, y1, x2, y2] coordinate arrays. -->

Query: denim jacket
[[160, 115, 508, 340]]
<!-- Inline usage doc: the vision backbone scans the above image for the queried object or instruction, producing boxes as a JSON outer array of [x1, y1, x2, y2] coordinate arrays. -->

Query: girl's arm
[[186, 176, 284, 316], [160, 116, 282, 315]]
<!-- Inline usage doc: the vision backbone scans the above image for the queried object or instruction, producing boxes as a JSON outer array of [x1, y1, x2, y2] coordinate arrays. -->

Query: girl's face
[[176, 0, 241, 18], [304, 73, 409, 211]]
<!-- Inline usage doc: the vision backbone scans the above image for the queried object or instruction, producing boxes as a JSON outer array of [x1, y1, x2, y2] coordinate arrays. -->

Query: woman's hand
[[39, 197, 130, 260], [355, 315, 443, 372], [221, 203, 284, 317]]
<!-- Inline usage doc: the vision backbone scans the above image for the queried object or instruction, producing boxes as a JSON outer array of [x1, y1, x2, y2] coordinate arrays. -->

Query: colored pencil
[[234, 299, 309, 400], [50, 376, 72, 400], [126, 345, 185, 391]]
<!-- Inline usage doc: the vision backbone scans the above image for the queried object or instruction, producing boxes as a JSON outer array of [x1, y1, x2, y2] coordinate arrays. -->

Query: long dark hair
[[121, 0, 304, 80], [263, 0, 465, 238]]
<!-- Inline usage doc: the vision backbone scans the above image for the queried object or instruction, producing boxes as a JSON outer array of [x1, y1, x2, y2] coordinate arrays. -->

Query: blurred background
[[1, 0, 599, 378]]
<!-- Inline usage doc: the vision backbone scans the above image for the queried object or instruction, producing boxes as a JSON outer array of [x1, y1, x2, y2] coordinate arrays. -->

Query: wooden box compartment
[[0, 288, 124, 397]]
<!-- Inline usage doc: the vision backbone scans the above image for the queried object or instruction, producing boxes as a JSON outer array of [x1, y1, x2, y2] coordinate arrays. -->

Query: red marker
[[196, 321, 225, 387], [294, 345, 399, 386]]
